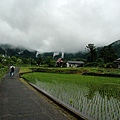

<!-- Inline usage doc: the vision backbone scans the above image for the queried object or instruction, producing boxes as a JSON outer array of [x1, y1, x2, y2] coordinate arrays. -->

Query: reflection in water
[[35, 79, 120, 120]]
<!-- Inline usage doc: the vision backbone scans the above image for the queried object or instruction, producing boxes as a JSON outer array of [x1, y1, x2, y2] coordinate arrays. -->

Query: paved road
[[0, 68, 69, 120]]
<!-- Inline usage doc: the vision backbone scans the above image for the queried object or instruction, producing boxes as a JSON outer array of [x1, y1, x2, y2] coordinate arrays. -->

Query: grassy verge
[[0, 67, 8, 80], [19, 67, 32, 74], [30, 67, 120, 75]]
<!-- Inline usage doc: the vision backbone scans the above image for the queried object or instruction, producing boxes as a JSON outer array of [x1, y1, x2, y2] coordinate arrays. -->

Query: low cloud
[[0, 0, 120, 53]]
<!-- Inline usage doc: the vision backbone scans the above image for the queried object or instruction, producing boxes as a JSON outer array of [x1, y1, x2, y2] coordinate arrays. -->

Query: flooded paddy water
[[35, 79, 120, 120]]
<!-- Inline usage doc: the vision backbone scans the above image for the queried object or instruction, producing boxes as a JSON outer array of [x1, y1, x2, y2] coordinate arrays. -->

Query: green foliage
[[36, 55, 42, 65], [25, 67, 120, 76], [0, 42, 120, 68], [22, 58, 30, 64], [0, 63, 4, 68], [30, 67, 89, 74], [11, 56, 17, 62], [0, 54, 3, 62], [45, 56, 55, 67], [99, 45, 118, 63], [84, 62, 98, 67], [105, 62, 117, 68], [0, 66, 8, 80], [86, 44, 97, 62], [19, 67, 32, 73], [110, 40, 120, 57]]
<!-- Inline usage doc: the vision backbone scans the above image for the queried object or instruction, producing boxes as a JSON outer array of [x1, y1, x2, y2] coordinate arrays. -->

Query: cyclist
[[10, 65, 15, 77]]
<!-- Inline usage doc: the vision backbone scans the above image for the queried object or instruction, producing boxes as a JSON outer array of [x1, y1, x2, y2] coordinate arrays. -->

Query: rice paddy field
[[22, 70, 120, 120]]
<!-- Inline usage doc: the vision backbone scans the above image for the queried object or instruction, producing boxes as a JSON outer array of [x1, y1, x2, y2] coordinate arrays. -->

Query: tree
[[17, 58, 22, 65], [86, 44, 97, 62], [11, 56, 17, 63], [0, 55, 3, 63], [99, 45, 118, 63], [36, 55, 43, 66], [22, 58, 29, 64], [45, 56, 55, 67]]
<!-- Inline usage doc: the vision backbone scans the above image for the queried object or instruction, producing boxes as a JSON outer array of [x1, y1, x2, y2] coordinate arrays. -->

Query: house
[[66, 61, 84, 68], [56, 58, 64, 67], [114, 58, 120, 68]]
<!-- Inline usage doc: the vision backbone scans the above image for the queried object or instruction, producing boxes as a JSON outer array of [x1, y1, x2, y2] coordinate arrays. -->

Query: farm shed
[[66, 61, 84, 68], [114, 58, 120, 68], [56, 58, 64, 67]]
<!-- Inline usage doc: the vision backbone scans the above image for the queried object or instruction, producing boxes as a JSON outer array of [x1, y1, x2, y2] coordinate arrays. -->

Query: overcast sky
[[0, 0, 120, 53]]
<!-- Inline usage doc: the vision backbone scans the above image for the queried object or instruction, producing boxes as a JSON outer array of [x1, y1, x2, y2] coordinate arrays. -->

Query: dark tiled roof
[[67, 61, 84, 64]]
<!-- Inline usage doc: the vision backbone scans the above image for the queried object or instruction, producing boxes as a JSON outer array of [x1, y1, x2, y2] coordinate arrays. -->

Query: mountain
[[109, 40, 120, 57], [0, 44, 88, 60], [0, 39, 120, 59], [0, 44, 37, 58]]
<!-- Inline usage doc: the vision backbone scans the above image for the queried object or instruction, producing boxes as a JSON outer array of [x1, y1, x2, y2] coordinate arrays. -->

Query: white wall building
[[66, 61, 84, 68]]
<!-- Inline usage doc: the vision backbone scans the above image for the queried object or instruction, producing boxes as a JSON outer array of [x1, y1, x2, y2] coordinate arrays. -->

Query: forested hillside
[[0, 44, 37, 58], [110, 40, 120, 57], [0, 39, 120, 60]]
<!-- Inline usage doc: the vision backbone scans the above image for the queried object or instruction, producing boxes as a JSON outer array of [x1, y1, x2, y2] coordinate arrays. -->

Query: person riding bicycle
[[10, 65, 15, 77]]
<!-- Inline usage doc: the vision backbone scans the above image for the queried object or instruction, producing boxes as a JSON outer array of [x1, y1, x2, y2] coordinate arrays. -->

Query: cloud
[[0, 0, 120, 53]]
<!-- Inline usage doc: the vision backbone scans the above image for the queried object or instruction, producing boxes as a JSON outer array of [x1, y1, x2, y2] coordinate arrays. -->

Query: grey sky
[[0, 0, 120, 53]]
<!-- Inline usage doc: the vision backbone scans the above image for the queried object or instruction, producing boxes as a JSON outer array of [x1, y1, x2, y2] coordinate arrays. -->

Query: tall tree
[[86, 44, 97, 62], [36, 55, 42, 65]]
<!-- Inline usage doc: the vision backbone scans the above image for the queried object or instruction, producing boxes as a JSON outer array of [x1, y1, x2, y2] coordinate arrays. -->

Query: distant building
[[66, 61, 84, 68], [56, 58, 64, 67], [114, 58, 120, 68]]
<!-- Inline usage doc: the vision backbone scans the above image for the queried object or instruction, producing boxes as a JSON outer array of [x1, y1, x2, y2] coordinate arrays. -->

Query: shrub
[[84, 62, 98, 67], [105, 62, 117, 68]]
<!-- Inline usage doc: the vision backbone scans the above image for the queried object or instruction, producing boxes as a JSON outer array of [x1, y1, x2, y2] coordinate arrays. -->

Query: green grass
[[0, 67, 8, 80], [20, 66, 120, 74], [19, 67, 32, 73], [26, 66, 120, 75]]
